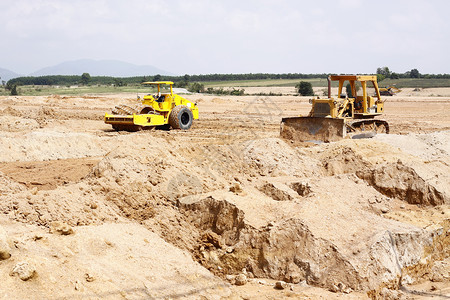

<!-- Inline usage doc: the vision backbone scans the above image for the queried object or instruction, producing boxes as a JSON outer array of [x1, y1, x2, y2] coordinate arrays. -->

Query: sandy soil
[[0, 88, 449, 299]]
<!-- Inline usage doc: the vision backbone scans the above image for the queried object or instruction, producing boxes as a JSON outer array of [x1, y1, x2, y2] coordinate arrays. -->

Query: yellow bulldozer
[[104, 81, 198, 131], [280, 75, 389, 142]]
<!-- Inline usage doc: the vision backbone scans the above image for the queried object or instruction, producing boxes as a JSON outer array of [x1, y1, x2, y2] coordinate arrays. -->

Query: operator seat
[[156, 95, 165, 102]]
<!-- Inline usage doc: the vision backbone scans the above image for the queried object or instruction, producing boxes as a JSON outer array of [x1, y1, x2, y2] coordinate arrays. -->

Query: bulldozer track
[[347, 119, 390, 134]]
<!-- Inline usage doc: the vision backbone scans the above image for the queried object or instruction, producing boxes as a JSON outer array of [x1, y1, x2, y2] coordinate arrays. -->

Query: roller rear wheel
[[169, 105, 193, 130]]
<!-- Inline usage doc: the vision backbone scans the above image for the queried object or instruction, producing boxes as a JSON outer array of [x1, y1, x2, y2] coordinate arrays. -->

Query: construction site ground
[[0, 87, 449, 299]]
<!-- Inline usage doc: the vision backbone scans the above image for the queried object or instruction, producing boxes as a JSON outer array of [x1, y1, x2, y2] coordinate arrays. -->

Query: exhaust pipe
[[327, 76, 331, 98]]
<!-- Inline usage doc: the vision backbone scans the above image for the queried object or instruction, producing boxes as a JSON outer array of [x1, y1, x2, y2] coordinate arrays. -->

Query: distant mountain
[[30, 59, 173, 77], [0, 67, 21, 82]]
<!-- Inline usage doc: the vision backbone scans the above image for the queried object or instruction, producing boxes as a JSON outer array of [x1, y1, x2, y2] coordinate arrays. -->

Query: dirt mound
[[0, 173, 26, 195], [1, 106, 23, 117], [0, 221, 230, 299], [258, 182, 297, 201], [0, 158, 99, 191], [104, 180, 156, 221], [319, 144, 369, 176], [32, 106, 61, 126], [244, 138, 321, 177], [374, 131, 450, 161], [0, 182, 119, 227], [357, 160, 448, 206], [306, 138, 450, 206], [0, 131, 108, 162], [0, 116, 40, 132]]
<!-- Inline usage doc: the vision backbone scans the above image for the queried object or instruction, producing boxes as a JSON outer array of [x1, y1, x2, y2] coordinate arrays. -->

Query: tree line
[[6, 68, 450, 89], [6, 73, 333, 87]]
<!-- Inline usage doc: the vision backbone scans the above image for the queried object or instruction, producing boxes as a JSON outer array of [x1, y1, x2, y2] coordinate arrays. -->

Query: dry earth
[[0, 88, 449, 299]]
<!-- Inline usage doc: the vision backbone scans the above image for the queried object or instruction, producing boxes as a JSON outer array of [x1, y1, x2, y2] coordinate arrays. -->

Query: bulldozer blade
[[280, 117, 346, 143]]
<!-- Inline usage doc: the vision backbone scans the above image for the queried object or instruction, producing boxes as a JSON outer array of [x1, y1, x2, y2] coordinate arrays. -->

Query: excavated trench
[[179, 197, 361, 289], [177, 195, 447, 295], [172, 140, 449, 297]]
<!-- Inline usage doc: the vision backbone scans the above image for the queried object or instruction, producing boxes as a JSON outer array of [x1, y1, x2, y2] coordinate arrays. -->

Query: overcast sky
[[1, 0, 449, 75]]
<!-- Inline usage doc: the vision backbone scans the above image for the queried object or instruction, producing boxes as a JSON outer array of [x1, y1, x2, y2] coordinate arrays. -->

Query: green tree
[[376, 74, 385, 82], [174, 81, 188, 88], [114, 78, 124, 87], [345, 83, 360, 98], [376, 66, 391, 77], [152, 74, 162, 81], [10, 84, 18, 95], [81, 73, 91, 85], [390, 72, 399, 79], [296, 81, 314, 96], [409, 68, 420, 78], [188, 82, 205, 93]]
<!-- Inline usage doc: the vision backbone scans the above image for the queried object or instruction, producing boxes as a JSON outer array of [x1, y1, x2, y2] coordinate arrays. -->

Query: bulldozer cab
[[330, 75, 384, 117], [309, 75, 384, 119]]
